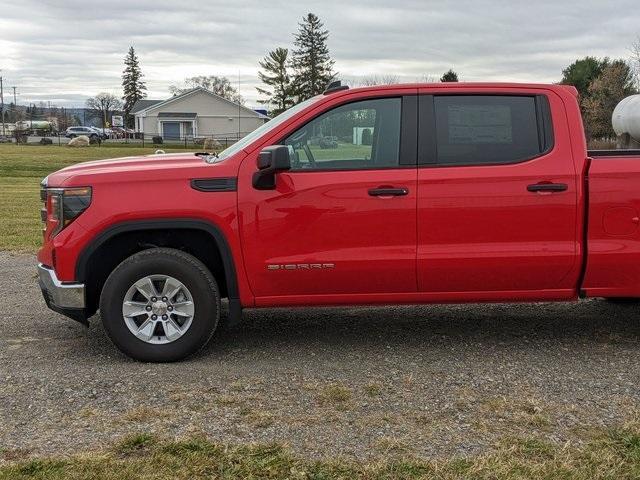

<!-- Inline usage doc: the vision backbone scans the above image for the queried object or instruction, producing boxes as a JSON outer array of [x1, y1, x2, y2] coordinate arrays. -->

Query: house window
[[160, 120, 196, 139]]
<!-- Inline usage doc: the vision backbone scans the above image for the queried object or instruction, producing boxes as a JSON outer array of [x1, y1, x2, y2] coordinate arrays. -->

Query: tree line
[[90, 12, 459, 127], [83, 16, 639, 142], [561, 52, 638, 140]]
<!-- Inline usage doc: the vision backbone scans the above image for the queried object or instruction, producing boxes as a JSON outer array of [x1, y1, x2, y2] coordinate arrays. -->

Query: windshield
[[217, 96, 320, 159]]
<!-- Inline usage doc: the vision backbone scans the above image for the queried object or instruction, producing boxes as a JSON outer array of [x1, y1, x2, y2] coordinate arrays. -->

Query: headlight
[[41, 185, 92, 238]]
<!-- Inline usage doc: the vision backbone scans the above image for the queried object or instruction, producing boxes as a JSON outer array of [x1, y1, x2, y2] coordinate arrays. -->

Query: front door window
[[284, 97, 402, 170]]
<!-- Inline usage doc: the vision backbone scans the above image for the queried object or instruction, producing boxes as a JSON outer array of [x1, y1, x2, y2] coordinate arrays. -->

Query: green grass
[[0, 143, 190, 178], [3, 426, 640, 479], [0, 144, 193, 252], [307, 143, 372, 161], [0, 177, 43, 251]]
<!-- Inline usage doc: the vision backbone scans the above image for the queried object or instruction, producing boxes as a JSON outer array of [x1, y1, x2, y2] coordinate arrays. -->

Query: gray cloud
[[1, 0, 638, 108]]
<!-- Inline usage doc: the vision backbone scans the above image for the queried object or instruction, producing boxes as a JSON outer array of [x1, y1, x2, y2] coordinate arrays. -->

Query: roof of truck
[[337, 82, 577, 94]]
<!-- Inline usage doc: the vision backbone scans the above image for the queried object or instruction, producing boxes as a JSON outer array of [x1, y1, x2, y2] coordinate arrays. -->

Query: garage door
[[162, 122, 180, 139]]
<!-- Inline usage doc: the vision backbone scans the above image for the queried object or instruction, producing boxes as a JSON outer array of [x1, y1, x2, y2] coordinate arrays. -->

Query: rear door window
[[431, 95, 551, 166]]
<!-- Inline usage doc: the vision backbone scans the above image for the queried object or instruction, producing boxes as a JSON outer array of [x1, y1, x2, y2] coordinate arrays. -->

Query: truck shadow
[[70, 298, 640, 362], [201, 298, 640, 358]]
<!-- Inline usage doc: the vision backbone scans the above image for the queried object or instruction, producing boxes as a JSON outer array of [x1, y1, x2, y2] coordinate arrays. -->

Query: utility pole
[[12, 86, 16, 105], [0, 74, 5, 137]]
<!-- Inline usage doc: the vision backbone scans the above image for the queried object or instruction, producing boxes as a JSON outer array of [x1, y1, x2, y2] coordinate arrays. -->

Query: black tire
[[69, 134, 76, 138], [99, 248, 220, 362]]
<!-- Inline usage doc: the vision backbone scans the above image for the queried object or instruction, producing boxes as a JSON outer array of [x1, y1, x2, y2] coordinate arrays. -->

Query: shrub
[[203, 137, 221, 150]]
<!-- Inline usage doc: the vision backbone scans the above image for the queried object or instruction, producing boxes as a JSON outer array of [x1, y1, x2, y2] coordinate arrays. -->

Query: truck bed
[[588, 149, 640, 157], [582, 151, 640, 297]]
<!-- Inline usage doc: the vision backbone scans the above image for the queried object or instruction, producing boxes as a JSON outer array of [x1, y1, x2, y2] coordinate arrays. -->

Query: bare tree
[[422, 74, 438, 83], [85, 93, 123, 128], [359, 75, 400, 86], [343, 75, 400, 87], [169, 75, 244, 104]]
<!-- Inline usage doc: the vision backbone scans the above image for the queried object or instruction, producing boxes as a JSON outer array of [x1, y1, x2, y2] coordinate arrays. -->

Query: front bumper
[[37, 263, 88, 324]]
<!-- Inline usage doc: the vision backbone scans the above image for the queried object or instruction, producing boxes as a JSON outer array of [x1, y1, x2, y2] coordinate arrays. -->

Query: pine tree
[[256, 47, 295, 116], [291, 13, 335, 101], [440, 69, 459, 82], [122, 46, 147, 123]]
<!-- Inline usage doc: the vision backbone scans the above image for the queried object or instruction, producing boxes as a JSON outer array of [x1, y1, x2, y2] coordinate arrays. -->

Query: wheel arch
[[76, 219, 240, 318]]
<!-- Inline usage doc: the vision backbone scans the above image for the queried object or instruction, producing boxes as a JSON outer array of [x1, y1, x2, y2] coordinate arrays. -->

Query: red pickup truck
[[38, 81, 640, 361]]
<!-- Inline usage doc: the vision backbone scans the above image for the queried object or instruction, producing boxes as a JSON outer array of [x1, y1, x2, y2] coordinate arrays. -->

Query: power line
[[0, 74, 5, 137]]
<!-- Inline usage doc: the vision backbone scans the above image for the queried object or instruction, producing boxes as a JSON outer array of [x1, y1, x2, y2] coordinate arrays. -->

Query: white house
[[131, 87, 269, 140]]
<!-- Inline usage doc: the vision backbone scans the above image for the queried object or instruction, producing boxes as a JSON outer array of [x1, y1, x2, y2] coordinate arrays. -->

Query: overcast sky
[[1, 0, 639, 109]]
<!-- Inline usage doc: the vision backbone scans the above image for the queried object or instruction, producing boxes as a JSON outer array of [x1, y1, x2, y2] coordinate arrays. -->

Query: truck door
[[416, 90, 580, 297], [238, 94, 418, 302]]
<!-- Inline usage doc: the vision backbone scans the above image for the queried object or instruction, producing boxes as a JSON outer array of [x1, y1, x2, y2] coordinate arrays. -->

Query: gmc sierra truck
[[38, 81, 640, 362]]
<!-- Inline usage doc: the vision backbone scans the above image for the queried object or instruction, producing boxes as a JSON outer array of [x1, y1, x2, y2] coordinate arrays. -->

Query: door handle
[[368, 187, 409, 197], [527, 182, 568, 193]]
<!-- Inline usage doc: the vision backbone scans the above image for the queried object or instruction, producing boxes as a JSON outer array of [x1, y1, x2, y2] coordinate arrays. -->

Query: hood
[[46, 152, 239, 186]]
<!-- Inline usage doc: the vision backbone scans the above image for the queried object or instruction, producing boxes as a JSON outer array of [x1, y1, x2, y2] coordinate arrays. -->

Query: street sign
[[112, 115, 123, 127]]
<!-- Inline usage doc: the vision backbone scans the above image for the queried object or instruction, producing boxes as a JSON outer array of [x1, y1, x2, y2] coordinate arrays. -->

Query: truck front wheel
[[99, 248, 220, 362]]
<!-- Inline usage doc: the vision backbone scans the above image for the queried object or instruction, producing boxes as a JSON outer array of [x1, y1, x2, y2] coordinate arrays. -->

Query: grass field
[[2, 425, 640, 479], [0, 144, 191, 252]]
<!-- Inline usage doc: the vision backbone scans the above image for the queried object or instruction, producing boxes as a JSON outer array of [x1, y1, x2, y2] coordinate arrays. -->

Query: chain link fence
[[1, 130, 254, 150]]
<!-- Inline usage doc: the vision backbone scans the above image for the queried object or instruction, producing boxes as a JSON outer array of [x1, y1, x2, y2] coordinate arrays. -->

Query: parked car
[[37, 81, 640, 362], [112, 127, 135, 138], [318, 136, 338, 149], [88, 127, 111, 140], [65, 126, 99, 140]]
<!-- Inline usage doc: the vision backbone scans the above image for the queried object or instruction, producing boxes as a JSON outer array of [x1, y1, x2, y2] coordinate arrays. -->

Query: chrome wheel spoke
[[135, 277, 158, 300], [163, 318, 183, 342], [161, 277, 183, 301], [171, 300, 194, 318], [123, 301, 148, 318], [135, 319, 156, 342]]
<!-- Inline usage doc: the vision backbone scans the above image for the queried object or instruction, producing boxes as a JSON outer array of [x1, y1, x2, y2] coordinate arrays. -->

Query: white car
[[89, 127, 111, 139]]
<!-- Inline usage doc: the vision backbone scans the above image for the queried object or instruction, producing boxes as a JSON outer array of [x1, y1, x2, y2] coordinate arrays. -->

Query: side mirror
[[252, 145, 291, 190]]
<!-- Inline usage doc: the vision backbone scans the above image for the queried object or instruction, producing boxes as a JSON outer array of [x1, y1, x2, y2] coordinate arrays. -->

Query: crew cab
[[38, 81, 640, 362]]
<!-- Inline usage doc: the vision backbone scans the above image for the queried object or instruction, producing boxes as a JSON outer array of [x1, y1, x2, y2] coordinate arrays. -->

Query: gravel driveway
[[1, 251, 640, 461]]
